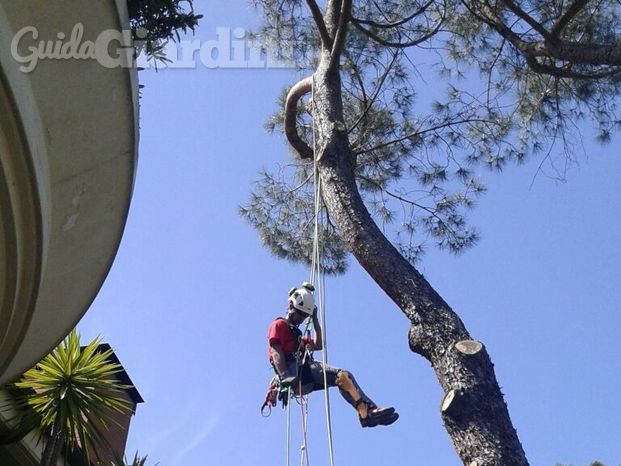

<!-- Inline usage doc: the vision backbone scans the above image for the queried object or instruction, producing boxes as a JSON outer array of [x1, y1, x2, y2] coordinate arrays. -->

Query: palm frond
[[2, 329, 134, 464]]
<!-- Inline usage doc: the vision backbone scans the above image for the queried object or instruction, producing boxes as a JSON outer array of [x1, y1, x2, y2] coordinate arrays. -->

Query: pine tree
[[127, 0, 202, 61], [241, 1, 621, 463]]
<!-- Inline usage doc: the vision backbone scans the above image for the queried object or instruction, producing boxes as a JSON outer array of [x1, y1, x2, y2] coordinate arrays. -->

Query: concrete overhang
[[0, 0, 138, 384]]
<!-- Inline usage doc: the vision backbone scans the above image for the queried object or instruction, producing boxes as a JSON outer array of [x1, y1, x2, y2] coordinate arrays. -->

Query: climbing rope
[[310, 75, 336, 466], [318, 266, 335, 466], [299, 385, 310, 466], [286, 387, 291, 466], [309, 75, 337, 466], [297, 345, 312, 466], [286, 326, 314, 466], [284, 75, 336, 466]]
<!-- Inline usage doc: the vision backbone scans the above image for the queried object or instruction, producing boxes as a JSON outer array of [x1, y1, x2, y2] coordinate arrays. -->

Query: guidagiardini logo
[[11, 23, 293, 73]]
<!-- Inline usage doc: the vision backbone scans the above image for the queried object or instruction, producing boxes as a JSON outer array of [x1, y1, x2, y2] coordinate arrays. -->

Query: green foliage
[[444, 0, 621, 166], [242, 0, 621, 272], [2, 330, 132, 465], [240, 166, 349, 273], [112, 451, 159, 466], [127, 0, 202, 62]]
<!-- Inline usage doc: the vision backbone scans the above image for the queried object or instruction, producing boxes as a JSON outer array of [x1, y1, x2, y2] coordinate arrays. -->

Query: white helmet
[[288, 283, 315, 316]]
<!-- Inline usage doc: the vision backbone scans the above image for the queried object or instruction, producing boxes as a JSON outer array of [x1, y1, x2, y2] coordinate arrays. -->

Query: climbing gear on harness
[[261, 375, 297, 417], [280, 375, 298, 387], [288, 285, 315, 315], [261, 377, 280, 417], [278, 340, 315, 392], [262, 316, 316, 417]]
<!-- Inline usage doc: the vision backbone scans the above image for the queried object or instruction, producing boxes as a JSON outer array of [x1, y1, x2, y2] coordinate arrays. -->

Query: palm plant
[[112, 451, 159, 466], [2, 329, 132, 466]]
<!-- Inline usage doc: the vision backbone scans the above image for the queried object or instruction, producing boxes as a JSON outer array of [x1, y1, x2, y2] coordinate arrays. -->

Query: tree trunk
[[49, 425, 64, 466], [40, 422, 61, 466], [40, 417, 66, 466], [310, 58, 529, 465]]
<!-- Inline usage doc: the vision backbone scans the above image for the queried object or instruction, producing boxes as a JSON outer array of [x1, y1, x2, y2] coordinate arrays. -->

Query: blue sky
[[79, 1, 621, 465]]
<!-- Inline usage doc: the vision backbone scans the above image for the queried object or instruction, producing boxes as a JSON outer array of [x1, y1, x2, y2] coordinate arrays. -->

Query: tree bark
[[307, 55, 529, 465], [39, 414, 67, 466], [525, 41, 621, 66], [49, 424, 64, 466], [40, 421, 61, 466]]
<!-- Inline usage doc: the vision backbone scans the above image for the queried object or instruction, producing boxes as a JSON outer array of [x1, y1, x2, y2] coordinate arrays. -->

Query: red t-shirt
[[267, 318, 313, 361]]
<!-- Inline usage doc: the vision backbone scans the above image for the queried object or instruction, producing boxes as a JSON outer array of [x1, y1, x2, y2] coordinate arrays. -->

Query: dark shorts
[[287, 359, 341, 395]]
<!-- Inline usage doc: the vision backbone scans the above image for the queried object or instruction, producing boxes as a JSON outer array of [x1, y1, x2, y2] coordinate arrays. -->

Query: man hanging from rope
[[266, 282, 399, 428]]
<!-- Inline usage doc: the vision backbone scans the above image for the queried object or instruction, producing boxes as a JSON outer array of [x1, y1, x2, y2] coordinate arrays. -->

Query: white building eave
[[0, 0, 139, 384]]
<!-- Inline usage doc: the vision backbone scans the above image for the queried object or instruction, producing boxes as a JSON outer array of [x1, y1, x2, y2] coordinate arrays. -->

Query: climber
[[267, 282, 399, 428]]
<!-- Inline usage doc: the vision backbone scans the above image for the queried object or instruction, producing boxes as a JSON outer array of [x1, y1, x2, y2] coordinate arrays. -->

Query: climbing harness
[[261, 317, 313, 417]]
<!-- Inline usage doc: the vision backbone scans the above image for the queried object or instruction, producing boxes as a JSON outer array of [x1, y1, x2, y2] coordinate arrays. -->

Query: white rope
[[286, 75, 336, 466], [309, 149, 321, 287], [309, 76, 336, 466], [299, 393, 310, 466], [286, 387, 292, 466], [318, 252, 335, 466]]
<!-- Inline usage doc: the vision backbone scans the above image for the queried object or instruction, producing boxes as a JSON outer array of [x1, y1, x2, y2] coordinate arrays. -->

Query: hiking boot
[[359, 407, 399, 428]]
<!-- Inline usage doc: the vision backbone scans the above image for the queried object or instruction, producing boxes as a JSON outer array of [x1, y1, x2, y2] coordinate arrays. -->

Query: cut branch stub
[[284, 76, 314, 160], [440, 388, 475, 421], [441, 389, 459, 416], [455, 340, 483, 356]]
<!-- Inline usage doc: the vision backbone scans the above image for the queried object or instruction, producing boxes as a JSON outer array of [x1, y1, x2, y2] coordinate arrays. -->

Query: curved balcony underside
[[0, 0, 138, 384]]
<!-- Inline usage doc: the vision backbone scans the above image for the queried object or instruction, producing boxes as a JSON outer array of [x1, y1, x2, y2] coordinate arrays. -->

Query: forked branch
[[329, 0, 353, 72], [306, 0, 333, 48], [466, 0, 621, 77]]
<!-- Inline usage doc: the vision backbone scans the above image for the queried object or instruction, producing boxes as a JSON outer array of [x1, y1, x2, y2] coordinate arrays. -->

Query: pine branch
[[348, 51, 400, 134], [467, 0, 621, 74], [525, 41, 621, 67], [358, 175, 464, 244], [523, 53, 621, 79], [352, 0, 435, 30], [306, 0, 334, 48], [356, 118, 503, 155], [550, 0, 592, 39], [351, 14, 444, 49], [463, 0, 531, 51], [328, 0, 353, 72], [287, 173, 314, 194], [500, 0, 551, 40], [285, 76, 315, 159]]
